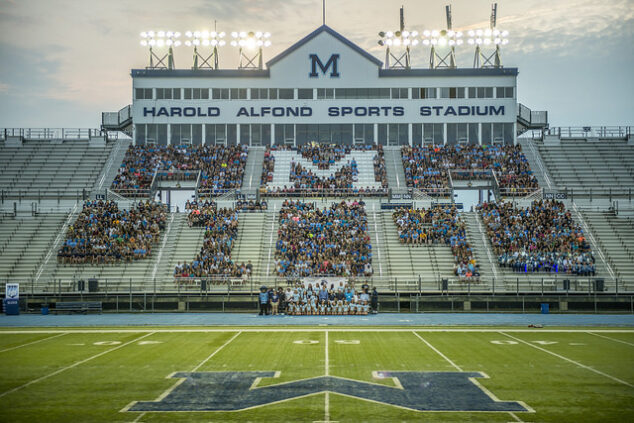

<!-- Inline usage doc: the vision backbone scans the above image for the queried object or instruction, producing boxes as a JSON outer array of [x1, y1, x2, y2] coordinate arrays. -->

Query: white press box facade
[[131, 26, 518, 147]]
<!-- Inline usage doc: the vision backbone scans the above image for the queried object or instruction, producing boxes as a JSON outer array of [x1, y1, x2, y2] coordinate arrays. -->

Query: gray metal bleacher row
[[536, 140, 634, 197], [0, 140, 114, 199]]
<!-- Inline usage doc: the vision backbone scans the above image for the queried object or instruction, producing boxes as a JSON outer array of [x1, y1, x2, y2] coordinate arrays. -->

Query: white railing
[[0, 128, 113, 140]]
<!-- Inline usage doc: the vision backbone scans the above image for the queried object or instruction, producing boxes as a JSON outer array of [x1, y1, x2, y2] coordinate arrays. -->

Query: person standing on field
[[271, 290, 280, 315]]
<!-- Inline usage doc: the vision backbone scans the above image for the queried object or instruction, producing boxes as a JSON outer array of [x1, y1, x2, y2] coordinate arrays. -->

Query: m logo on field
[[125, 371, 531, 413], [309, 54, 340, 78]]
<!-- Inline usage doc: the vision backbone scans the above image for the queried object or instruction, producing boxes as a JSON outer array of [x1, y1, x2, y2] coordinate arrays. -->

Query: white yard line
[[0, 332, 154, 399], [412, 331, 462, 371], [1, 328, 633, 334], [191, 331, 242, 372], [500, 332, 633, 388], [413, 331, 527, 422], [324, 330, 330, 422], [0, 332, 68, 354], [123, 331, 242, 419], [587, 331, 634, 347]]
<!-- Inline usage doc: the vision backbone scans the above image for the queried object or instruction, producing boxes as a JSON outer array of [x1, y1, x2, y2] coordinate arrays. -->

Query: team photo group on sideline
[[258, 282, 378, 316]]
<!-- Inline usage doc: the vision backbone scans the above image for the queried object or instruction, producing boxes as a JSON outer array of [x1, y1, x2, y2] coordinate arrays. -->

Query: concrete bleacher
[[0, 214, 67, 284], [0, 140, 114, 198], [537, 140, 634, 195], [266, 149, 382, 191], [582, 210, 634, 291]]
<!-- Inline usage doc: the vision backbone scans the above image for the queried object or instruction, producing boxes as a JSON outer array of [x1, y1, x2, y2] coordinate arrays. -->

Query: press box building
[[108, 26, 545, 147]]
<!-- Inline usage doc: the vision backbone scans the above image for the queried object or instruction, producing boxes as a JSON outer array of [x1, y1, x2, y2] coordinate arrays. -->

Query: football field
[[0, 327, 632, 422]]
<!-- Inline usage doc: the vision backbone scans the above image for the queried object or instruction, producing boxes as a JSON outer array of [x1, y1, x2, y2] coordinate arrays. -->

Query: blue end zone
[[129, 371, 529, 412]]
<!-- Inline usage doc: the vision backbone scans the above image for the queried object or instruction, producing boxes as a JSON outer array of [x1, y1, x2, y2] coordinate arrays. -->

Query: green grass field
[[0, 327, 632, 422]]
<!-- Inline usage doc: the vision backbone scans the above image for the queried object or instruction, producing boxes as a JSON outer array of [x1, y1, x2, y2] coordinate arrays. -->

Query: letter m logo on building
[[309, 54, 340, 78]]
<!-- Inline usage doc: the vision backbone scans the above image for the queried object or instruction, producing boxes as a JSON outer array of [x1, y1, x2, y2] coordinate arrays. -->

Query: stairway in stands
[[462, 211, 500, 292], [383, 146, 407, 193], [241, 146, 265, 194], [92, 138, 132, 194], [518, 138, 555, 190], [232, 213, 268, 279]]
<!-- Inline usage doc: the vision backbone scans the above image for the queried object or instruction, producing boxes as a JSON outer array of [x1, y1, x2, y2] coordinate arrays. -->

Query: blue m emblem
[[309, 54, 340, 78], [125, 371, 531, 413]]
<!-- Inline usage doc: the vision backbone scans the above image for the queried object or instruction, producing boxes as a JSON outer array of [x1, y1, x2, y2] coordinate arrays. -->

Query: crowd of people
[[111, 145, 248, 196], [275, 200, 373, 277], [174, 203, 251, 279], [258, 282, 379, 316], [393, 205, 479, 279], [477, 200, 596, 275], [261, 144, 388, 196], [57, 200, 167, 264], [401, 145, 539, 196]]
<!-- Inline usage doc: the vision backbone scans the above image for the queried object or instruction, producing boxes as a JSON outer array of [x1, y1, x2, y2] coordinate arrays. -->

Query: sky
[[0, 0, 632, 128]]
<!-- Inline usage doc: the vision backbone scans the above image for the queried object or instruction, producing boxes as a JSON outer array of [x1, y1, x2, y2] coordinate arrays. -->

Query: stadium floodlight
[[185, 24, 226, 70], [423, 5, 462, 69], [469, 3, 508, 68], [140, 31, 181, 70], [230, 31, 272, 69], [377, 6, 418, 69]]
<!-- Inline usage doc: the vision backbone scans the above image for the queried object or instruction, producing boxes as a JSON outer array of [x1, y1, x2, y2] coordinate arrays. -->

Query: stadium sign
[[127, 371, 530, 413], [309, 53, 340, 78], [142, 105, 505, 118]]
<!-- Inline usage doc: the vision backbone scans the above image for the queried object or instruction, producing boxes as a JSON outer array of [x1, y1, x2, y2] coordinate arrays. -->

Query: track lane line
[[500, 332, 633, 388], [0, 332, 155, 399], [0, 332, 68, 354], [587, 331, 634, 347]]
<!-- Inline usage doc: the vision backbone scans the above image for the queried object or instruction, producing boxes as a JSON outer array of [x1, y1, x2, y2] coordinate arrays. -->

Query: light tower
[[140, 31, 181, 70], [185, 24, 226, 70], [230, 31, 271, 70], [423, 5, 463, 69], [378, 6, 419, 70], [467, 3, 509, 68]]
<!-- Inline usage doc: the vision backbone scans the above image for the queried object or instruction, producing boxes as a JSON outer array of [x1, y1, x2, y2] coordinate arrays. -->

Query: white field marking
[[131, 411, 146, 423], [569, 343, 586, 346], [588, 331, 634, 347], [532, 341, 557, 345], [191, 331, 242, 372], [500, 332, 634, 388], [469, 373, 535, 414], [1, 328, 634, 334], [121, 331, 242, 414], [0, 332, 67, 354], [138, 341, 163, 345], [415, 333, 532, 421], [0, 332, 154, 399], [94, 341, 122, 346], [412, 331, 462, 371], [491, 340, 519, 345], [371, 371, 404, 390], [334, 340, 360, 344], [324, 330, 329, 422], [293, 340, 319, 344], [249, 371, 281, 390]]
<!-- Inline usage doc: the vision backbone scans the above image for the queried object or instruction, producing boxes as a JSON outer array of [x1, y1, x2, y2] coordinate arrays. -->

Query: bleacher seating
[[261, 145, 387, 196], [0, 140, 113, 198], [537, 141, 634, 195]]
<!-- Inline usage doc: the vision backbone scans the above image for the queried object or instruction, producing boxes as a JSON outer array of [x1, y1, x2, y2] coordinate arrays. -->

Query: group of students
[[258, 282, 379, 316], [260, 144, 387, 196], [401, 144, 539, 196], [174, 202, 245, 278], [111, 144, 247, 196], [477, 200, 596, 275], [392, 205, 479, 279], [57, 200, 167, 264], [275, 200, 373, 277]]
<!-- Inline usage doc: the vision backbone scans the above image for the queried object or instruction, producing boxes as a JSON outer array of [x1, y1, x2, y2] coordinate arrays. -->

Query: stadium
[[0, 1, 633, 422]]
